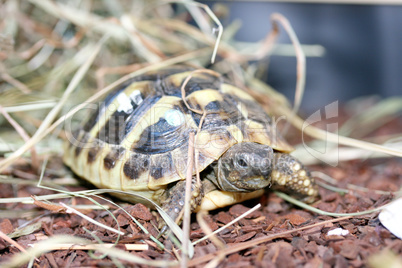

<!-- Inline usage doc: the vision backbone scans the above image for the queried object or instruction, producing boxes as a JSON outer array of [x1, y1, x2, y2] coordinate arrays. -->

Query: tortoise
[[63, 66, 318, 226]]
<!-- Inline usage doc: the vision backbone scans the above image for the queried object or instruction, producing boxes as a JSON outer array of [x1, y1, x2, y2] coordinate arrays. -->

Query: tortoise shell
[[63, 66, 295, 203]]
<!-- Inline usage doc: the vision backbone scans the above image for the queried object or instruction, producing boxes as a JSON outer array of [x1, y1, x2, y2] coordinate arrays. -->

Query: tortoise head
[[214, 142, 319, 202], [214, 142, 273, 192]]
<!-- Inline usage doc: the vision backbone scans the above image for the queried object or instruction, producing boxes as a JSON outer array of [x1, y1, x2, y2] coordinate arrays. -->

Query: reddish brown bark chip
[[127, 203, 153, 221], [331, 240, 360, 260], [194, 243, 217, 258], [0, 239, 7, 251], [202, 214, 220, 231], [321, 192, 339, 203], [264, 241, 294, 267], [282, 213, 308, 225], [215, 211, 233, 224], [229, 204, 260, 218], [234, 231, 256, 243], [0, 219, 14, 234]]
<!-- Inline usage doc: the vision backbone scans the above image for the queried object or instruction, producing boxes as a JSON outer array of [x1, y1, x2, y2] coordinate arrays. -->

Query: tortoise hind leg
[[159, 176, 204, 232]]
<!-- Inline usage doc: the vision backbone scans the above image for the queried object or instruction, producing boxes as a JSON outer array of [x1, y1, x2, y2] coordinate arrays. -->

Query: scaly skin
[[270, 153, 318, 203], [159, 177, 204, 230]]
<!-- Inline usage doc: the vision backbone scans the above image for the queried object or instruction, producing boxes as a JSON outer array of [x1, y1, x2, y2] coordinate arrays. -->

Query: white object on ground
[[379, 197, 402, 240]]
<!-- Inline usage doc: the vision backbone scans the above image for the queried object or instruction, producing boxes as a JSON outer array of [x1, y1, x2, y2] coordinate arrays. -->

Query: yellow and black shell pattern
[[63, 66, 294, 203]]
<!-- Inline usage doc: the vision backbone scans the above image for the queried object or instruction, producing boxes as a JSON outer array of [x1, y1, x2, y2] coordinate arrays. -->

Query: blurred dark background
[[202, 2, 402, 113]]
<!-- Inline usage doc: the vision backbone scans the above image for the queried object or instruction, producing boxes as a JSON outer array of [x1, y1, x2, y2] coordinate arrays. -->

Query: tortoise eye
[[236, 157, 248, 168]]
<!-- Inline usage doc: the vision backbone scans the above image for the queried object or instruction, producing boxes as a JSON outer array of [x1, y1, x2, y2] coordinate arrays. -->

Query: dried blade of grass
[[3, 235, 178, 268], [27, 0, 122, 39], [184, 1, 211, 35], [1, 101, 57, 113], [180, 69, 222, 114], [94, 195, 165, 250], [6, 222, 42, 239], [19, 39, 46, 59], [59, 202, 124, 235], [245, 74, 291, 111], [34, 179, 166, 249], [0, 36, 107, 172], [312, 171, 400, 195], [174, 69, 221, 261], [181, 132, 195, 265], [78, 241, 178, 267], [1, 2, 18, 39], [0, 230, 38, 262], [339, 97, 402, 138], [270, 13, 305, 135], [182, 1, 223, 64], [0, 33, 14, 52], [6, 41, 82, 84], [197, 211, 224, 248], [0, 71, 31, 94], [119, 15, 163, 62], [27, 19, 70, 71], [274, 191, 384, 217], [40, 44, 102, 93], [248, 20, 279, 61], [31, 243, 149, 251], [270, 43, 325, 57], [276, 105, 402, 157], [137, 19, 203, 49], [0, 210, 42, 219], [29, 0, 161, 62], [293, 146, 392, 165], [127, 16, 167, 58], [229, 15, 279, 62], [196, 210, 226, 268], [180, 69, 211, 189], [0, 188, 153, 204], [95, 63, 143, 89], [0, 106, 39, 170], [157, 1, 222, 63]]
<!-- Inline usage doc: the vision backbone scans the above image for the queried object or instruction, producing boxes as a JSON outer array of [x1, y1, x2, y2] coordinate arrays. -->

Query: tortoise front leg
[[159, 176, 204, 232], [270, 153, 318, 203]]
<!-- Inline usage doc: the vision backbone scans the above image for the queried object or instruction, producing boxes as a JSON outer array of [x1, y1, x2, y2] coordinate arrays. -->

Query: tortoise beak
[[243, 176, 271, 190]]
